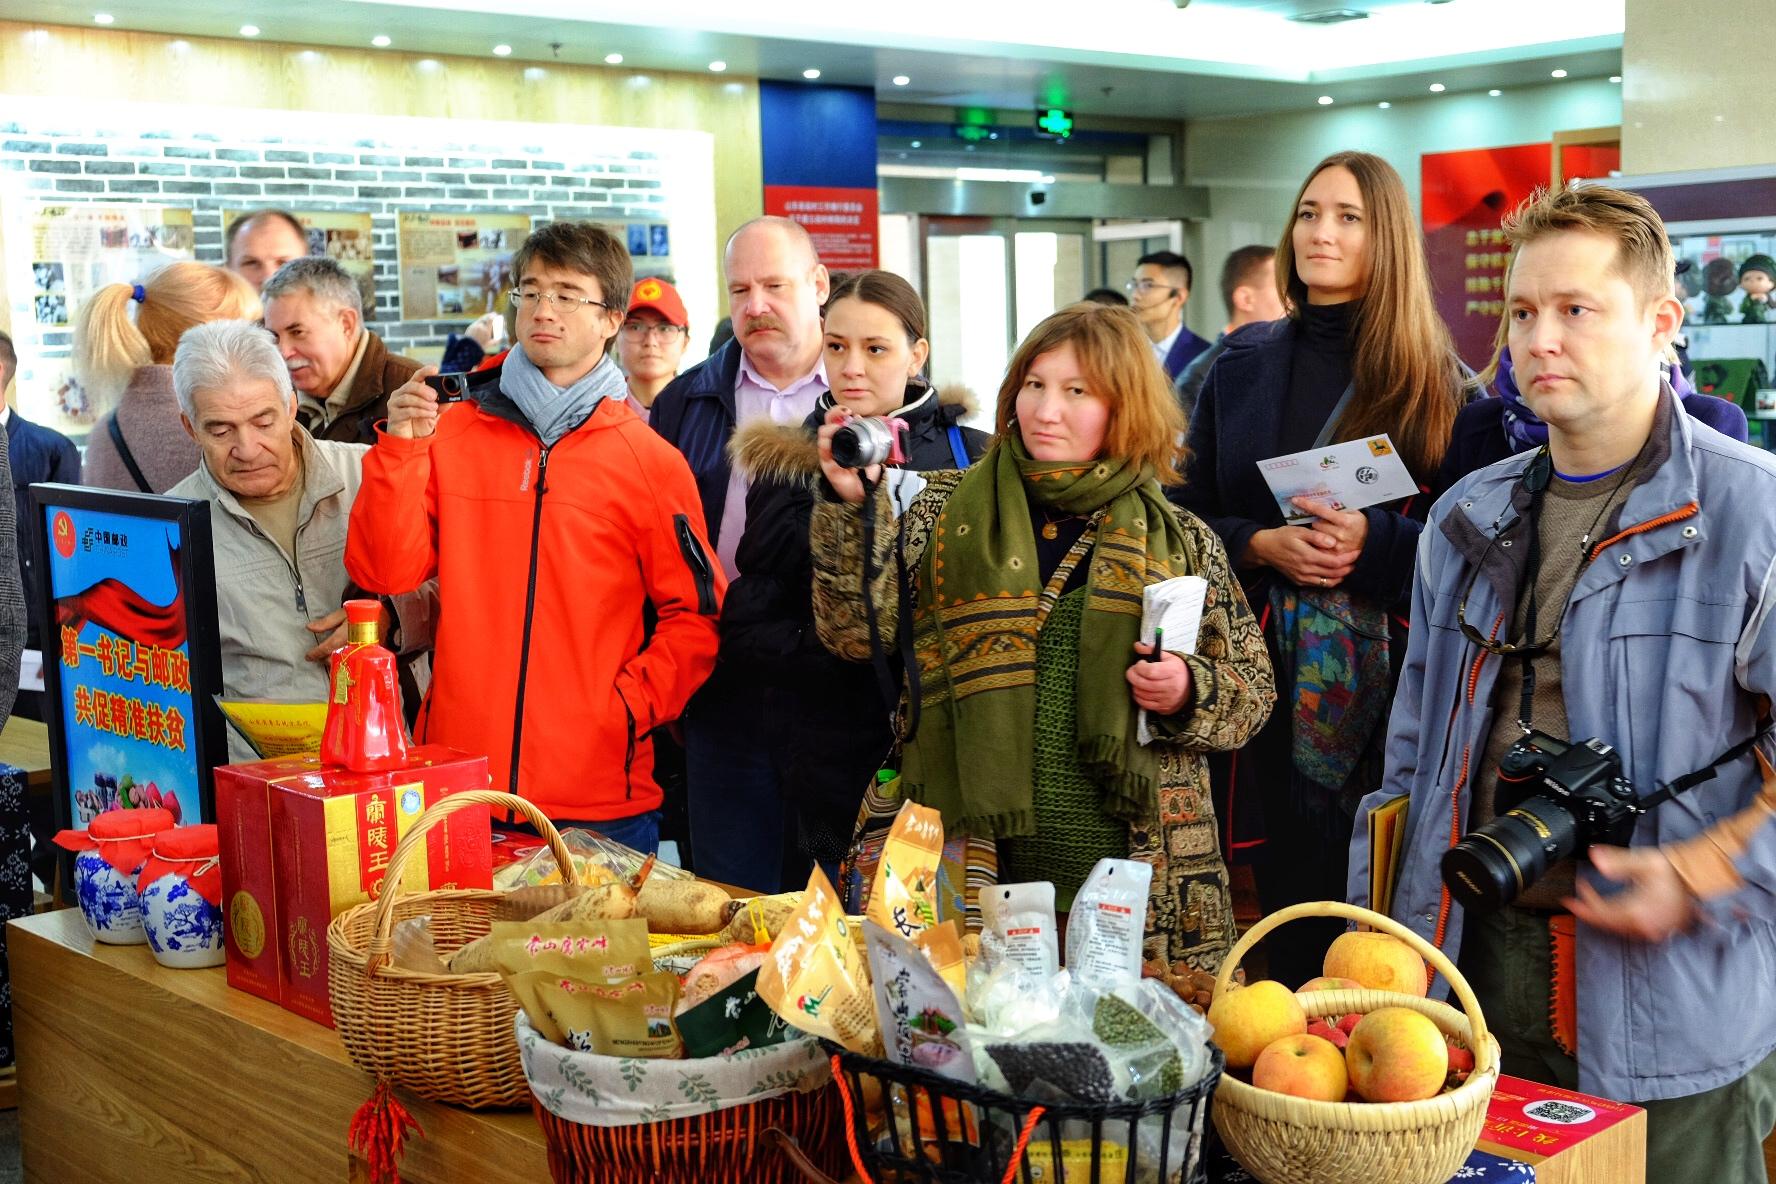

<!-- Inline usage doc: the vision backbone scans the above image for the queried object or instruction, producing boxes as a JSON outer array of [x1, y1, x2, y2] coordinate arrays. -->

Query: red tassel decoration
[[348, 1079, 424, 1184]]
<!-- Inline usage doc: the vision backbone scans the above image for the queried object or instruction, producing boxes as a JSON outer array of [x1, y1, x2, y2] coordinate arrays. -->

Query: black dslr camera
[[1440, 732, 1641, 914]]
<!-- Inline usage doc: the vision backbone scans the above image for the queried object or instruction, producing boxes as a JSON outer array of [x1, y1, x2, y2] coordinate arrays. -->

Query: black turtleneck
[[1278, 300, 1358, 457]]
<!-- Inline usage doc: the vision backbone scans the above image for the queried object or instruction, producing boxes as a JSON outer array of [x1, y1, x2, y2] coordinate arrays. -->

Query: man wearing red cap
[[618, 278, 691, 424]]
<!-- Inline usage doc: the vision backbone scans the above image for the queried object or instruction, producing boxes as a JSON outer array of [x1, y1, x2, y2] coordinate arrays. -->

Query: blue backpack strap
[[946, 424, 971, 469]]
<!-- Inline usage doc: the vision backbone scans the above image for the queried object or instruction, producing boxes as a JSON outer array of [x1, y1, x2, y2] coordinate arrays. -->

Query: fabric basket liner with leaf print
[[517, 1014, 833, 1127]]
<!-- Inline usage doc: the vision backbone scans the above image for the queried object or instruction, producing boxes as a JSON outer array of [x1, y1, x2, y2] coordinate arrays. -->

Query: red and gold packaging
[[215, 745, 493, 1026], [320, 599, 409, 773]]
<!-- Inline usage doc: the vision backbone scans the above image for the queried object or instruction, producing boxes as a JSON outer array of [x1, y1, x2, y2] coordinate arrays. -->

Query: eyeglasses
[[507, 289, 612, 316], [621, 321, 689, 342], [1125, 278, 1180, 297], [1455, 530, 1561, 657]]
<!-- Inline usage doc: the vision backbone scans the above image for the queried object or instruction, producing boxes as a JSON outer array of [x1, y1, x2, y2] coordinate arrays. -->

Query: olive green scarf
[[901, 436, 1192, 837]]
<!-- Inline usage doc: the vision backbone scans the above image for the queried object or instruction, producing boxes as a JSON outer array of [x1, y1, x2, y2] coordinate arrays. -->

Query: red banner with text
[[764, 185, 879, 271]]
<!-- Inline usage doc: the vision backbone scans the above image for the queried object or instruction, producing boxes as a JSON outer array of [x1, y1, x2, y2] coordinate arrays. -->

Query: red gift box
[[215, 745, 493, 1026]]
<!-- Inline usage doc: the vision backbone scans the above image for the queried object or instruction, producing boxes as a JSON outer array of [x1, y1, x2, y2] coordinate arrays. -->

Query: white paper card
[[1137, 576, 1206, 745], [1257, 433, 1418, 525]]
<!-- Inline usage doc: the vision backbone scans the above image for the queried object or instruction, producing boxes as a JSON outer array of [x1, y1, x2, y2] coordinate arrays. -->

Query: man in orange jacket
[[345, 222, 723, 850]]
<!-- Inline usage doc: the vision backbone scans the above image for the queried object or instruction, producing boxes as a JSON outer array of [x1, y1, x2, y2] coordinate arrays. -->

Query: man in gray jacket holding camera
[[1352, 183, 1776, 1180]]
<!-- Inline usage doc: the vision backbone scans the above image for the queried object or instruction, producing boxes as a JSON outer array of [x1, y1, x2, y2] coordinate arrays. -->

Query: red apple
[[1298, 976, 1362, 994], [1306, 1019, 1349, 1049], [1252, 1033, 1349, 1103], [1345, 1007, 1449, 1103]]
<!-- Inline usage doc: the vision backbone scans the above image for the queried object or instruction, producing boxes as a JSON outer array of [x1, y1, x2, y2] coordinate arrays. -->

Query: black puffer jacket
[[723, 383, 989, 859]]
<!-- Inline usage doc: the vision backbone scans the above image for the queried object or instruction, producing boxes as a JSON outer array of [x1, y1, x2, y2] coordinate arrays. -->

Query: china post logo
[[51, 511, 74, 559]]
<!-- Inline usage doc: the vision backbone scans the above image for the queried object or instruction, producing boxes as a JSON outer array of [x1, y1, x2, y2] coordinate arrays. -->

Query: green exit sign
[[1036, 107, 1074, 139]]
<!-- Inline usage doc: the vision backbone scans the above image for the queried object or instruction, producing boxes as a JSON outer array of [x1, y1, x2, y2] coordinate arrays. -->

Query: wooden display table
[[0, 715, 50, 794], [10, 909, 550, 1183]]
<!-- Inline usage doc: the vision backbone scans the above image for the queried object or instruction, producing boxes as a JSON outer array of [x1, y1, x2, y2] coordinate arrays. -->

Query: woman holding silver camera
[[722, 270, 987, 887], [811, 300, 1275, 970]]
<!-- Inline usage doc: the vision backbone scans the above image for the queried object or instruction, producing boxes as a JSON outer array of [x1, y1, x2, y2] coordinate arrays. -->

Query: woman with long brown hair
[[812, 300, 1274, 969], [1174, 151, 1469, 984]]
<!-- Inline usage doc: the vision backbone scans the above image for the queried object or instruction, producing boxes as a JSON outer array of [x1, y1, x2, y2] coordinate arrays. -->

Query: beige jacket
[[170, 429, 434, 762]]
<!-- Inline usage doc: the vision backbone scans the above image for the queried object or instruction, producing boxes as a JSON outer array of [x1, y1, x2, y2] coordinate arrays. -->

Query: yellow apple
[[1345, 1007, 1448, 1102], [1298, 975, 1362, 994], [1207, 980, 1308, 1069], [1323, 931, 1428, 996], [1253, 1033, 1349, 1102]]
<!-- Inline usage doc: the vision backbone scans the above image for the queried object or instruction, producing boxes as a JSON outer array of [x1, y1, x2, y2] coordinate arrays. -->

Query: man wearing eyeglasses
[[1351, 185, 1776, 1180], [345, 222, 723, 853], [1127, 250, 1210, 381], [617, 277, 691, 423]]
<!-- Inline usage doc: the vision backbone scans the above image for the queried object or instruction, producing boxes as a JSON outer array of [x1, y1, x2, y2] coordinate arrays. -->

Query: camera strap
[[1637, 719, 1776, 812], [858, 470, 921, 742]]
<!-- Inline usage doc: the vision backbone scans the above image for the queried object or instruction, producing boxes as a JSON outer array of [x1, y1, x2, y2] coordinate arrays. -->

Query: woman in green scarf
[[810, 301, 1275, 971]]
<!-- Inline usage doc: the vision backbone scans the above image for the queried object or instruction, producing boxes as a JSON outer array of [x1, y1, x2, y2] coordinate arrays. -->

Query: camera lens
[[1440, 794, 1580, 914], [831, 419, 889, 469]]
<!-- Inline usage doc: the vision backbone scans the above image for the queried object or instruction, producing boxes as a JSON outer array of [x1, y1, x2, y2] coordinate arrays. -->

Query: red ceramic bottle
[[320, 599, 409, 772]]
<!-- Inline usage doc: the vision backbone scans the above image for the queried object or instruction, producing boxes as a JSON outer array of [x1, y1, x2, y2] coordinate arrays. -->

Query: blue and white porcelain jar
[[136, 824, 224, 969], [54, 806, 174, 946]]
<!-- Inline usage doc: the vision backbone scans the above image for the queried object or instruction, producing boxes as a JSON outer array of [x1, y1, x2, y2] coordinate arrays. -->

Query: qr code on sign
[[1524, 1098, 1596, 1125]]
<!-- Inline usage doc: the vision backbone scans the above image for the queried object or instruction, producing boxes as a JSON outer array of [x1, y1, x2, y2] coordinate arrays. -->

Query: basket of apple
[[1206, 901, 1499, 1184]]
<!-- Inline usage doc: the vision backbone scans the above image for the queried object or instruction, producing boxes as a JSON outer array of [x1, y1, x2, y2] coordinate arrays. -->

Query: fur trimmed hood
[[727, 382, 981, 484], [729, 418, 821, 485]]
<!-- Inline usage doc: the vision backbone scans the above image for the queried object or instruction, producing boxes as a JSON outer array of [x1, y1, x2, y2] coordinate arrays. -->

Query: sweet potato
[[637, 877, 731, 935], [717, 892, 804, 944]]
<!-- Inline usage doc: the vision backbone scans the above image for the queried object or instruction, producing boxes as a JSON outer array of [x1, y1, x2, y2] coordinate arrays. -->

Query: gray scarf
[[499, 345, 627, 446]]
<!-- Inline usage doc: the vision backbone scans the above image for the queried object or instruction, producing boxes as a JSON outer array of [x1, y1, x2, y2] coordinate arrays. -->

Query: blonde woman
[[74, 260, 259, 493]]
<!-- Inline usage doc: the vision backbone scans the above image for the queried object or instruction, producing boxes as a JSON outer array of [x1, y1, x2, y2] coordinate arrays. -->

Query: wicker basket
[[327, 789, 582, 1108], [1209, 901, 1501, 1184]]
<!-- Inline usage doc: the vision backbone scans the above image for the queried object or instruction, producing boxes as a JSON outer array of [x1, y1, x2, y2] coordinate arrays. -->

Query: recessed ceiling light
[[239, 24, 260, 37], [372, 34, 391, 47], [802, 68, 821, 80], [892, 75, 910, 87], [1610, 75, 1622, 84], [910, 140, 922, 148], [492, 44, 512, 57], [708, 60, 727, 73], [1317, 95, 1334, 106], [1377, 101, 1391, 109], [1428, 83, 1446, 93], [1550, 68, 1568, 78], [93, 12, 114, 23], [1488, 88, 1502, 96], [604, 52, 624, 64]]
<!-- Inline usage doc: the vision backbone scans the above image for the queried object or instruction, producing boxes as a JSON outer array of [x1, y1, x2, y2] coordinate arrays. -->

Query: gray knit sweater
[[82, 365, 201, 495]]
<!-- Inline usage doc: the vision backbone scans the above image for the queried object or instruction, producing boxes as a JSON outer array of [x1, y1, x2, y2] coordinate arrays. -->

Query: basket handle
[[363, 788, 578, 968], [763, 1127, 845, 1184], [1212, 900, 1490, 1057]]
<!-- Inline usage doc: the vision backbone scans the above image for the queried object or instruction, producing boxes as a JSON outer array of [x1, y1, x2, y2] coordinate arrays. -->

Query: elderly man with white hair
[[261, 256, 419, 444], [167, 320, 432, 761]]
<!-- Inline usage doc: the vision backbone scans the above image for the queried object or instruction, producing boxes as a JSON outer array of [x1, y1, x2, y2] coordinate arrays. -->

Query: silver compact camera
[[830, 416, 909, 468]]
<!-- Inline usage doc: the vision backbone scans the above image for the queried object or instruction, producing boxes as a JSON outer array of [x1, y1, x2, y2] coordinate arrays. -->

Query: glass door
[[921, 217, 1092, 429]]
